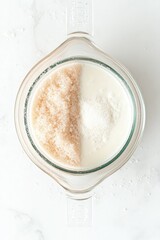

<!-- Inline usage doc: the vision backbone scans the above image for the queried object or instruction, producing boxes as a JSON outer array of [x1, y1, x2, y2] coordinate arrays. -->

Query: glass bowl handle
[[67, 196, 92, 226], [67, 0, 93, 37]]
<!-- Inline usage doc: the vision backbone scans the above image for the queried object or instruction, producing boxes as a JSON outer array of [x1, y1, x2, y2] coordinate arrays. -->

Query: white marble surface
[[0, 0, 160, 239]]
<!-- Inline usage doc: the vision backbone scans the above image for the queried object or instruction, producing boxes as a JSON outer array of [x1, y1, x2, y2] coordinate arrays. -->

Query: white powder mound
[[80, 94, 121, 149]]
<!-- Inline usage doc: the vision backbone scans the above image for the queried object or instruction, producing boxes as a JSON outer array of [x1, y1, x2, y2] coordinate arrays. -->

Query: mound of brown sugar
[[32, 63, 82, 166]]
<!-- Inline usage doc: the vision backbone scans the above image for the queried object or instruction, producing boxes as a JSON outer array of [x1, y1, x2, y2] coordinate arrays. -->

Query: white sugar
[[81, 94, 121, 150]]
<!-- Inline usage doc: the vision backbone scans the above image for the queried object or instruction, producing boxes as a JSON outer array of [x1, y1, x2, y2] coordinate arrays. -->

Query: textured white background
[[0, 0, 160, 239]]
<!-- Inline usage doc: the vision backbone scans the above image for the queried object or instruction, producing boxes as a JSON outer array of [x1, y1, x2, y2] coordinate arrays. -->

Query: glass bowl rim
[[18, 56, 143, 174]]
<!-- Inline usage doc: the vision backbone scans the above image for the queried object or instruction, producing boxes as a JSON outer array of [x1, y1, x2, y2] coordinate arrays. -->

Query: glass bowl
[[15, 35, 145, 198]]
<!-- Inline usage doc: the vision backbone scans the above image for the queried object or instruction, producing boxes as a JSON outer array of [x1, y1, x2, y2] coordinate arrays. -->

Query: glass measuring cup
[[14, 0, 145, 225]]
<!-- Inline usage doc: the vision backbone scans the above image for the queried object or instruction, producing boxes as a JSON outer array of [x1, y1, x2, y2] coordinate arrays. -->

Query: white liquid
[[80, 63, 132, 169], [30, 61, 133, 170]]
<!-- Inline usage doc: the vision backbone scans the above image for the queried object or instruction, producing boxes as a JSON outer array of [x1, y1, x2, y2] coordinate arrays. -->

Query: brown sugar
[[32, 63, 82, 166]]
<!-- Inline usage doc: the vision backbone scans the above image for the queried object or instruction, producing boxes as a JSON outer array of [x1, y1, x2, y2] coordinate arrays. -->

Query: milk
[[80, 63, 132, 169]]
